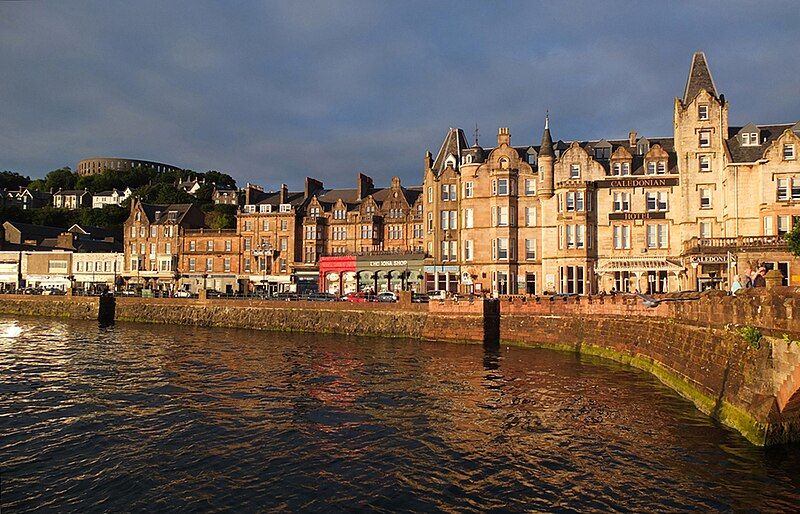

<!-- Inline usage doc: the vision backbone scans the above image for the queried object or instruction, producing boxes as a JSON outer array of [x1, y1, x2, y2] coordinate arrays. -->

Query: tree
[[43, 167, 77, 192], [0, 171, 31, 190], [787, 217, 800, 256], [204, 204, 237, 229]]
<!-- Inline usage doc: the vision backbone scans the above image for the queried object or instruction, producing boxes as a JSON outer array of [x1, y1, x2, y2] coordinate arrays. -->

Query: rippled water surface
[[1, 316, 799, 512]]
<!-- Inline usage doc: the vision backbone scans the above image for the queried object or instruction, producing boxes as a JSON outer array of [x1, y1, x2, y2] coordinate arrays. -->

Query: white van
[[427, 290, 447, 301]]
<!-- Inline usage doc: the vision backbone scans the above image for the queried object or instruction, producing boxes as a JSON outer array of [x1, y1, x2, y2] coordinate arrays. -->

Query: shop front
[[318, 253, 425, 295], [423, 265, 460, 293]]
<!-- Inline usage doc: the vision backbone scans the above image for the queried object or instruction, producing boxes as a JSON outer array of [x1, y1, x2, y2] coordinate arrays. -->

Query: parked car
[[376, 292, 398, 303], [275, 292, 300, 301], [174, 290, 193, 298], [411, 293, 429, 303], [21, 287, 40, 295], [42, 288, 65, 296], [307, 292, 338, 302], [205, 289, 223, 299], [119, 289, 137, 296], [344, 292, 377, 303], [427, 290, 447, 301]]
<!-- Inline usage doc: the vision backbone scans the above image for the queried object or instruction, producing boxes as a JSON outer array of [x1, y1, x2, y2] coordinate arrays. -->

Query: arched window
[[499, 157, 509, 170]]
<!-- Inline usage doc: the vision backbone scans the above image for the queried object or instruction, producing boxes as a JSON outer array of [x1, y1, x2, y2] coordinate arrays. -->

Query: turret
[[537, 114, 555, 199]]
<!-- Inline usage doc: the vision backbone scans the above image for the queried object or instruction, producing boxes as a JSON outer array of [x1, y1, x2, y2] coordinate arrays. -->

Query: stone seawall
[[1, 291, 800, 446], [498, 289, 800, 446]]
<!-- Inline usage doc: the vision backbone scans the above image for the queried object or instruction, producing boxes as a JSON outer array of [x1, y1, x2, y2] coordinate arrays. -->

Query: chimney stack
[[279, 183, 288, 204], [629, 131, 637, 147], [357, 173, 374, 200], [497, 127, 510, 146]]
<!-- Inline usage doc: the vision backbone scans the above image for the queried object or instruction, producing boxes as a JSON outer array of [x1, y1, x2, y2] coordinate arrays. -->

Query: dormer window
[[698, 105, 709, 120], [244, 205, 256, 213], [622, 162, 630, 175], [135, 212, 141, 221], [594, 147, 610, 160], [785, 144, 796, 160], [657, 161, 666, 174], [527, 152, 537, 165], [259, 204, 271, 213], [465, 154, 473, 164], [444, 156, 457, 168], [612, 163, 621, 176], [310, 207, 320, 217], [569, 164, 580, 179], [647, 162, 656, 175], [279, 204, 291, 213], [742, 132, 759, 146], [499, 157, 509, 170], [637, 138, 650, 156]]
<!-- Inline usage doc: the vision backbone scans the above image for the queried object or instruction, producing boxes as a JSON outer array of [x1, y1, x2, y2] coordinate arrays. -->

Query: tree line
[[1, 166, 239, 231]]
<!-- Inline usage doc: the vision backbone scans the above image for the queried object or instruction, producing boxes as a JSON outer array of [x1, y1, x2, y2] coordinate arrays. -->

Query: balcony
[[683, 235, 788, 255]]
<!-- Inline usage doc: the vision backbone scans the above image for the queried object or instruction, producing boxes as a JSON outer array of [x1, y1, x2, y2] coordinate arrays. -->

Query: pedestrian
[[730, 276, 742, 295], [752, 267, 767, 288], [743, 268, 753, 288]]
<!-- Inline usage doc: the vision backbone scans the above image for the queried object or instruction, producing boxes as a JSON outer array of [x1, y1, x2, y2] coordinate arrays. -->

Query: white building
[[0, 251, 21, 291], [72, 252, 125, 291], [92, 188, 132, 209]]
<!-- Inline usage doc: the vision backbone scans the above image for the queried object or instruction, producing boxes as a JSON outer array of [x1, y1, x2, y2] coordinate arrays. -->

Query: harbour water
[[1, 316, 799, 512]]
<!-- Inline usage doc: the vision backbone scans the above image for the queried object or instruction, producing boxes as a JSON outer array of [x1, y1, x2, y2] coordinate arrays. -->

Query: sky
[[2, 1, 799, 189]]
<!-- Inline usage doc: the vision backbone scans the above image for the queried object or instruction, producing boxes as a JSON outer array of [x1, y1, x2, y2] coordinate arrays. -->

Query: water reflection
[[1, 315, 799, 512]]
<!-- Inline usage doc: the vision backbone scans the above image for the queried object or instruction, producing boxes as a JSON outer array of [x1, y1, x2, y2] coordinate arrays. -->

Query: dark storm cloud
[[1, 0, 799, 188]]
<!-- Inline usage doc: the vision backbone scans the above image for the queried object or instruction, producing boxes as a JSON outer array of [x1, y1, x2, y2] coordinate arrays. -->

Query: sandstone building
[[423, 51, 799, 295], [119, 51, 799, 295]]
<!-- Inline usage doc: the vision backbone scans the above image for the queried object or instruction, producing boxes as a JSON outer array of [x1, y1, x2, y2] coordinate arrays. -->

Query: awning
[[596, 257, 683, 274]]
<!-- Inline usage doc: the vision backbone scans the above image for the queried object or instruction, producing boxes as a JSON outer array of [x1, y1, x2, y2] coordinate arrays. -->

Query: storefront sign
[[596, 177, 679, 189], [423, 265, 459, 273], [689, 255, 731, 264], [608, 212, 667, 221]]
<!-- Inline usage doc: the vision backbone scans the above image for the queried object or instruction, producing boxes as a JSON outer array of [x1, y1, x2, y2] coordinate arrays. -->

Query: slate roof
[[432, 128, 468, 175], [726, 123, 796, 163], [140, 203, 195, 224], [683, 51, 718, 104]]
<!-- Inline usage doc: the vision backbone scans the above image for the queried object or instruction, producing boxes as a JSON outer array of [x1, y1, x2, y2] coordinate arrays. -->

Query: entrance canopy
[[596, 257, 683, 274]]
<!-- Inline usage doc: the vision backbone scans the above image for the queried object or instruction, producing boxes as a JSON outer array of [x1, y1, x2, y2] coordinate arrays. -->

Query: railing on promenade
[[683, 235, 789, 254]]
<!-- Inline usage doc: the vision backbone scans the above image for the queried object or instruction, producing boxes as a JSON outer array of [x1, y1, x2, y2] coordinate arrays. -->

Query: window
[[441, 184, 449, 201], [206, 258, 213, 272], [496, 206, 509, 226], [646, 161, 656, 175], [742, 132, 759, 146], [657, 161, 666, 174], [566, 225, 574, 248], [449, 184, 456, 201], [622, 162, 630, 175], [427, 187, 433, 203], [647, 224, 669, 248], [244, 205, 256, 213], [499, 158, 509, 170], [778, 215, 790, 235], [279, 204, 291, 213], [566, 192, 575, 211], [525, 239, 537, 260], [497, 178, 509, 196], [524, 179, 536, 196], [699, 131, 711, 147], [464, 181, 474, 198], [775, 178, 789, 201], [334, 209, 346, 220], [698, 104, 709, 120], [763, 216, 774, 236], [560, 266, 585, 295], [135, 212, 141, 221], [189, 258, 196, 272], [594, 146, 610, 160], [613, 192, 630, 212], [464, 208, 474, 228], [646, 191, 669, 212], [244, 221, 253, 231], [699, 188, 712, 209], [570, 164, 580, 179], [189, 240, 196, 251], [244, 238, 251, 251], [612, 163, 621, 176], [699, 155, 711, 172], [225, 240, 232, 252], [785, 144, 796, 160], [793, 178, 800, 200], [525, 273, 537, 295], [427, 212, 433, 231], [449, 210, 457, 230], [525, 206, 537, 226], [224, 258, 231, 272], [575, 225, 585, 249], [259, 204, 271, 213], [280, 220, 288, 231], [699, 221, 712, 238], [496, 238, 509, 260], [150, 226, 157, 237], [207, 240, 214, 252], [164, 242, 171, 254], [613, 225, 631, 249], [244, 258, 251, 272], [280, 237, 288, 251]]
